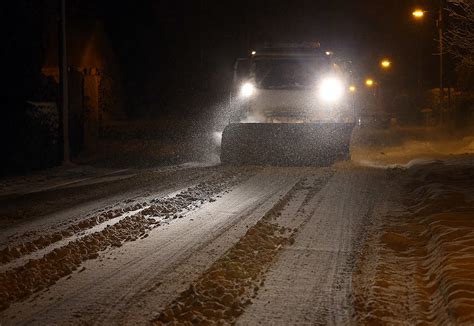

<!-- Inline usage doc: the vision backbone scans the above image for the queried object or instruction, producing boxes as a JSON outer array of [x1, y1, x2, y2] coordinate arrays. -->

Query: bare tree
[[446, 0, 474, 66]]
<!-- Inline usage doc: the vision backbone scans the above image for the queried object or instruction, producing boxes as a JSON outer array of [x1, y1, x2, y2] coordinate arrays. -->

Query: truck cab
[[234, 43, 354, 124]]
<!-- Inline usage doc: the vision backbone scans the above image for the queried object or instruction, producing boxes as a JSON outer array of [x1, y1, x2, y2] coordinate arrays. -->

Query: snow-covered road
[[1, 168, 303, 324], [237, 167, 386, 325], [1, 156, 473, 325]]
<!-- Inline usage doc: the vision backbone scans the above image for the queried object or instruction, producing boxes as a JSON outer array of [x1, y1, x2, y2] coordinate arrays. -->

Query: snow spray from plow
[[221, 123, 354, 166]]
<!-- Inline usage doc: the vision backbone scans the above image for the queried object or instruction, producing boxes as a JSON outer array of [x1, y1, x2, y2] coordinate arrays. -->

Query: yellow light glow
[[251, 50, 256, 55], [381, 59, 391, 69], [365, 79, 374, 87], [349, 85, 356, 92], [412, 9, 424, 19]]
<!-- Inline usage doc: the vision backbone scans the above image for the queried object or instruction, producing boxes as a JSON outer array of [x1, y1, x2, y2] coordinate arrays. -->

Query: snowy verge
[[352, 156, 474, 324], [351, 126, 474, 166]]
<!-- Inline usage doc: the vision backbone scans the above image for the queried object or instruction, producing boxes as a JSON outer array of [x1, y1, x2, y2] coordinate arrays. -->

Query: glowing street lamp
[[251, 50, 256, 56], [381, 59, 391, 69], [412, 9, 425, 19], [410, 6, 445, 121], [349, 85, 356, 92], [365, 79, 374, 87]]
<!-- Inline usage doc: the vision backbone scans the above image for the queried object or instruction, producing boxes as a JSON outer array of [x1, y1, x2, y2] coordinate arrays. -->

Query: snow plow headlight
[[240, 82, 255, 98], [318, 77, 344, 103]]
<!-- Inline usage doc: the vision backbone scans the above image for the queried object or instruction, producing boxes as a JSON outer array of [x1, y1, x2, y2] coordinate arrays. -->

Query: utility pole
[[438, 0, 444, 123], [417, 23, 423, 105], [59, 0, 70, 164]]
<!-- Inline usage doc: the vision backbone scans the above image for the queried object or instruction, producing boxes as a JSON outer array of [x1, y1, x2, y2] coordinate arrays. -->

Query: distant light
[[349, 85, 356, 92], [381, 59, 391, 69], [412, 9, 424, 19], [240, 82, 255, 98], [251, 50, 256, 55], [325, 51, 333, 56], [365, 79, 374, 87]]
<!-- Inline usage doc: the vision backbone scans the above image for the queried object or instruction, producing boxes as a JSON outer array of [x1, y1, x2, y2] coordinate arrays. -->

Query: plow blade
[[220, 123, 354, 166]]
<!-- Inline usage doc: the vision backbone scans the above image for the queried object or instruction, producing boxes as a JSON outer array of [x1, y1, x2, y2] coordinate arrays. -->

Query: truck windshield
[[255, 58, 328, 89]]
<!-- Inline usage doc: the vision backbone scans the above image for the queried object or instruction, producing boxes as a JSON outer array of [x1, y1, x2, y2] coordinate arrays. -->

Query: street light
[[349, 85, 356, 92], [380, 59, 391, 69], [410, 5, 445, 123], [412, 9, 425, 19], [412, 9, 425, 110], [365, 79, 374, 87]]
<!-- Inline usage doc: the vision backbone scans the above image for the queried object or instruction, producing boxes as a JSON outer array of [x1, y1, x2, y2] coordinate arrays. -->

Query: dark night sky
[[94, 0, 440, 109], [4, 0, 443, 118], [99, 0, 438, 73]]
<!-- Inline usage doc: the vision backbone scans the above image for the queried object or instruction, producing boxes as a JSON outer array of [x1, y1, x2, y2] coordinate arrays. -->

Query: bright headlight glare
[[240, 82, 255, 98], [319, 77, 344, 103]]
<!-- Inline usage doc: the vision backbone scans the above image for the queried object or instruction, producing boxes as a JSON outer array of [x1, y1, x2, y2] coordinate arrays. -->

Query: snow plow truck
[[221, 43, 356, 165]]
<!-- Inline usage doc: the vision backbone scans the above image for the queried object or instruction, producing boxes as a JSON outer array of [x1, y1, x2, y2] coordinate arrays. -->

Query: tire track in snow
[[0, 167, 231, 263], [237, 167, 386, 325], [153, 170, 333, 325], [0, 168, 302, 325], [0, 170, 250, 312], [0, 165, 223, 243]]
